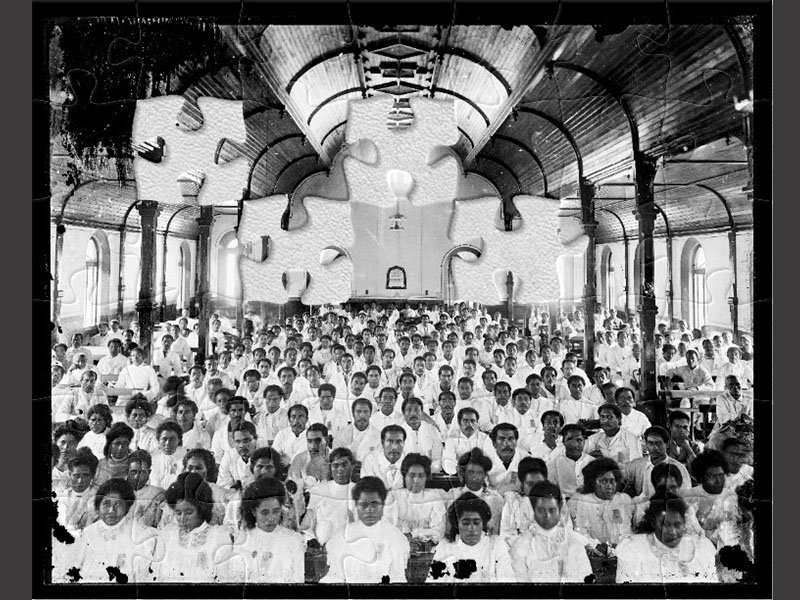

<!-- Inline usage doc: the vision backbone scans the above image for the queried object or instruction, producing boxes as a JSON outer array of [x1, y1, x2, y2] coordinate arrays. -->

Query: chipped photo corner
[[41, 6, 768, 594]]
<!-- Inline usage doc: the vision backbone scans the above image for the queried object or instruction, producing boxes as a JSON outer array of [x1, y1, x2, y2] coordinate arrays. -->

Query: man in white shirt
[[217, 421, 259, 490], [168, 324, 192, 366], [333, 398, 381, 462], [308, 383, 351, 442], [272, 404, 310, 467], [360, 424, 407, 490], [174, 398, 212, 451], [56, 369, 109, 422], [400, 397, 443, 473], [96, 338, 127, 378], [488, 423, 528, 494], [528, 410, 565, 461], [441, 407, 496, 475], [557, 375, 599, 425], [254, 384, 289, 446], [666, 349, 714, 390], [203, 355, 234, 390], [607, 330, 632, 377], [66, 332, 94, 367], [622, 426, 691, 498], [616, 387, 651, 439], [113, 348, 160, 401], [546, 424, 594, 500], [715, 346, 754, 389], [152, 334, 183, 380], [370, 387, 405, 430], [709, 375, 753, 439], [584, 403, 643, 467]]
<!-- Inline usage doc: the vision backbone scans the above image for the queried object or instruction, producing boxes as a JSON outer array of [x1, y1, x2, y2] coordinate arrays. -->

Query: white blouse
[[321, 520, 410, 584], [388, 488, 447, 543], [224, 526, 305, 583], [567, 492, 634, 545], [429, 535, 516, 582], [153, 522, 233, 583], [508, 523, 594, 583], [615, 533, 719, 583]]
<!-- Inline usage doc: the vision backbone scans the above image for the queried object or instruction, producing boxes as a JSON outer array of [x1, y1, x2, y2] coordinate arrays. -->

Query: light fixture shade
[[386, 169, 414, 199], [177, 169, 206, 198]]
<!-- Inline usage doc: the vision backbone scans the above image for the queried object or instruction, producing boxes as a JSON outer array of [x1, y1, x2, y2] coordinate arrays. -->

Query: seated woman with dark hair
[[94, 422, 135, 486], [68, 478, 159, 583], [567, 457, 634, 550], [445, 448, 504, 536], [78, 404, 114, 460], [54, 447, 99, 534], [157, 448, 228, 528], [321, 476, 410, 584], [126, 395, 158, 454], [499, 456, 548, 541], [509, 482, 593, 583], [428, 491, 515, 582], [53, 424, 82, 486], [221, 477, 306, 583], [223, 446, 286, 530], [615, 488, 718, 583], [150, 420, 187, 490], [154, 472, 233, 582], [127, 449, 165, 528], [387, 453, 447, 546]]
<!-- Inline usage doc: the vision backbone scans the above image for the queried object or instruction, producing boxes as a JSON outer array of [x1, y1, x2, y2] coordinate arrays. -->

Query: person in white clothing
[[388, 453, 447, 544], [624, 426, 692, 499], [173, 398, 212, 451], [370, 387, 405, 430], [400, 397, 443, 472], [306, 383, 350, 442], [546, 425, 594, 500], [321, 476, 410, 583], [149, 421, 188, 491], [360, 424, 407, 490], [95, 338, 128, 378], [271, 404, 310, 466], [77, 405, 114, 460], [217, 421, 260, 491], [332, 398, 381, 462], [615, 386, 651, 439], [56, 370, 109, 422], [429, 491, 516, 582], [114, 348, 160, 401], [304, 448, 357, 544], [528, 410, 565, 461], [442, 408, 497, 475], [210, 396, 251, 461], [715, 346, 754, 389], [584, 403, 643, 467], [152, 334, 183, 379], [487, 423, 529, 494]]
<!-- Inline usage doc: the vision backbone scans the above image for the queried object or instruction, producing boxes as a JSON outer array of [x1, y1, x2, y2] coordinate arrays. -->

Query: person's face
[[514, 392, 531, 415], [257, 361, 271, 379], [175, 405, 196, 432], [379, 391, 397, 415], [228, 402, 246, 427], [685, 352, 698, 369], [88, 412, 107, 434], [568, 380, 584, 400], [457, 381, 472, 400], [234, 430, 257, 460], [440, 396, 455, 419], [413, 360, 425, 377], [727, 347, 741, 364], [562, 361, 576, 378], [522, 471, 546, 495], [108, 342, 121, 357], [551, 340, 562, 354], [110, 436, 132, 460], [157, 430, 179, 456], [352, 402, 372, 430], [253, 497, 283, 533], [654, 510, 686, 548], [723, 445, 749, 474], [399, 376, 415, 395], [284, 350, 297, 367], [289, 409, 308, 435], [533, 497, 561, 530], [403, 401, 423, 429], [382, 352, 394, 368], [493, 353, 504, 367], [605, 331, 614, 345], [382, 431, 405, 463], [457, 510, 484, 546], [56, 433, 78, 458], [463, 462, 487, 492], [127, 460, 150, 491], [69, 464, 93, 493], [459, 412, 478, 437], [74, 355, 87, 370], [702, 340, 714, 357], [252, 457, 278, 480], [599, 409, 620, 435], [632, 344, 641, 360], [279, 370, 295, 388], [645, 434, 667, 462], [71, 334, 82, 348], [594, 470, 618, 501], [542, 414, 562, 437], [404, 464, 427, 494], [439, 370, 453, 389], [355, 491, 385, 527], [183, 455, 209, 480], [616, 390, 635, 415], [504, 359, 516, 376], [98, 491, 128, 527], [669, 419, 691, 442], [330, 455, 353, 485], [306, 430, 326, 456], [306, 367, 321, 385], [543, 370, 556, 386], [494, 429, 517, 462], [703, 466, 726, 495], [161, 335, 173, 352], [725, 377, 742, 398], [492, 383, 510, 406], [443, 343, 454, 358], [173, 499, 203, 532], [219, 353, 231, 369], [318, 389, 335, 411], [563, 430, 585, 460], [189, 368, 203, 386], [617, 333, 627, 347], [662, 347, 675, 362]]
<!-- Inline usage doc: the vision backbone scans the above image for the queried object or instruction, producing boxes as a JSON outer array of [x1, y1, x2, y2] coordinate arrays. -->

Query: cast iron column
[[580, 177, 597, 375], [196, 205, 214, 360], [135, 201, 160, 361]]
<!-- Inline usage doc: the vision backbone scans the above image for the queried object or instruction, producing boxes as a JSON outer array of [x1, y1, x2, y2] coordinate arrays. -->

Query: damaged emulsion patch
[[65, 567, 81, 583], [380, 575, 391, 584], [452, 559, 478, 580], [106, 566, 129, 584], [718, 545, 756, 583], [49, 494, 74, 544]]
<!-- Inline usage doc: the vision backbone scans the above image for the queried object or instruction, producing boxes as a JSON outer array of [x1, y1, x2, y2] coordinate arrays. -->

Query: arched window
[[386, 266, 407, 289], [83, 238, 100, 327], [691, 245, 707, 329], [177, 242, 191, 310], [217, 230, 241, 305]]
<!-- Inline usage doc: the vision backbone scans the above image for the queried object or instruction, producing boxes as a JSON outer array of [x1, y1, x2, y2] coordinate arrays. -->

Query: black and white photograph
[[34, 1, 771, 594]]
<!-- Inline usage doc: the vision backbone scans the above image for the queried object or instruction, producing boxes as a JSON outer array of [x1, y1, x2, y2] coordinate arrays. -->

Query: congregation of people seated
[[50, 302, 756, 584]]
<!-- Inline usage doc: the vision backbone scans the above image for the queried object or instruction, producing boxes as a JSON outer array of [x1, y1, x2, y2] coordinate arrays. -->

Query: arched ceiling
[[207, 23, 751, 242]]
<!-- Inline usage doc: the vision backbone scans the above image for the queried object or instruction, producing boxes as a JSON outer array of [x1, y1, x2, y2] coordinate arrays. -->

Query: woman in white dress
[[429, 492, 516, 582], [615, 489, 719, 583], [500, 456, 548, 540], [67, 479, 159, 583], [157, 449, 228, 527], [77, 405, 113, 460], [509, 482, 594, 583], [154, 472, 233, 582], [567, 457, 634, 549], [222, 477, 306, 583], [94, 422, 134, 486], [388, 453, 447, 545]]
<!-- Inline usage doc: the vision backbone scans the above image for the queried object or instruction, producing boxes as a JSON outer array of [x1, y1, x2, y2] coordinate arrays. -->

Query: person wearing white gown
[[221, 477, 306, 583], [429, 491, 516, 582], [499, 456, 548, 541], [509, 481, 593, 583], [154, 472, 233, 582], [321, 476, 410, 583], [387, 453, 447, 544], [615, 489, 719, 583], [66, 479, 158, 583]]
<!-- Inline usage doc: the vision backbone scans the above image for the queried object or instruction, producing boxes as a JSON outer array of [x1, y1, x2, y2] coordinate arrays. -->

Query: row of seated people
[[51, 432, 754, 584], [51, 376, 755, 584]]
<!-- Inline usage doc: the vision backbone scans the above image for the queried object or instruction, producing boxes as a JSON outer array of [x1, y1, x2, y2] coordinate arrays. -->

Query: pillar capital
[[136, 200, 160, 218]]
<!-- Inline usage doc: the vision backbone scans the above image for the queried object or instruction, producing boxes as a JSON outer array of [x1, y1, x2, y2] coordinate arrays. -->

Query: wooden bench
[[664, 389, 720, 441]]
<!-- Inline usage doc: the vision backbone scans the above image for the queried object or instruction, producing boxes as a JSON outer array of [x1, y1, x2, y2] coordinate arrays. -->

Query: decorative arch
[[83, 229, 111, 326], [216, 230, 241, 306], [680, 237, 707, 329]]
